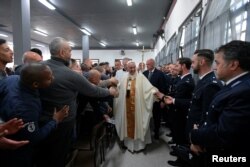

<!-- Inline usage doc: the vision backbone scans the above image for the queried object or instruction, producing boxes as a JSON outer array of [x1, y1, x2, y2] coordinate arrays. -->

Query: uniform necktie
[[148, 71, 153, 80]]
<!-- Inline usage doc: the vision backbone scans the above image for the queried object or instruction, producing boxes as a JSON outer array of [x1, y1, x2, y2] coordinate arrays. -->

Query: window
[[200, 0, 250, 50], [224, 0, 249, 43], [179, 27, 185, 58], [180, 6, 201, 58], [230, 0, 249, 11]]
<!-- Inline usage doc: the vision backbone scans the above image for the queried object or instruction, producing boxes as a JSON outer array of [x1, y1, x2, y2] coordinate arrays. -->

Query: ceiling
[[0, 0, 173, 50]]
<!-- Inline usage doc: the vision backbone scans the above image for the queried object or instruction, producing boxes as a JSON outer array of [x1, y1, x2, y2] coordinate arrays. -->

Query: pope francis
[[113, 61, 158, 152]]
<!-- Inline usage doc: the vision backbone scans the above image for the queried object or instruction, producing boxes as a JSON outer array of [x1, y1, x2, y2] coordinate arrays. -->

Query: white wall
[[36, 46, 50, 60], [71, 49, 155, 66], [154, 0, 200, 54], [7, 47, 154, 68]]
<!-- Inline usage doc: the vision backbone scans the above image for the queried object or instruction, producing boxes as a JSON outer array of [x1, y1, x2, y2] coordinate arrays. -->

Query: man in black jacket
[[190, 41, 250, 167], [172, 50, 222, 166], [156, 57, 195, 166], [186, 49, 222, 138], [163, 58, 195, 145]]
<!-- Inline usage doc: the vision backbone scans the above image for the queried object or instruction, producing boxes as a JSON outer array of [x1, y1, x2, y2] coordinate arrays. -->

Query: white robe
[[113, 72, 158, 152], [115, 69, 127, 83]]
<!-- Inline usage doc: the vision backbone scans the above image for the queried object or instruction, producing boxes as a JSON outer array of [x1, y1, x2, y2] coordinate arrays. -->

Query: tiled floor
[[73, 127, 177, 167], [100, 140, 175, 167]]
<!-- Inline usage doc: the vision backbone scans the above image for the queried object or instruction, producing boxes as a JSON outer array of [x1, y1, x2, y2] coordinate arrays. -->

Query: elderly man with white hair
[[113, 61, 158, 153]]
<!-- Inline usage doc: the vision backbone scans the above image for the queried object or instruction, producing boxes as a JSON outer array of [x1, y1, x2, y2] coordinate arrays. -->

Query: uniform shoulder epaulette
[[212, 80, 218, 83]]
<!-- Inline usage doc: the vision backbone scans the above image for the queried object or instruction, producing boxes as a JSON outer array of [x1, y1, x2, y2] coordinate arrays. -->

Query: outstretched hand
[[0, 137, 29, 149], [109, 77, 118, 86], [0, 118, 24, 137], [154, 91, 164, 99], [53, 105, 70, 123], [109, 86, 119, 97]]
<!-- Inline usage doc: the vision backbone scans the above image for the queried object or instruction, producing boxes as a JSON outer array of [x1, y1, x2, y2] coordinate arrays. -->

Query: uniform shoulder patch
[[26, 122, 36, 133]]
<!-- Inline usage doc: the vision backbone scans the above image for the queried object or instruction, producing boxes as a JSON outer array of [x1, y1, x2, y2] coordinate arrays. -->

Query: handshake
[[154, 91, 174, 105]]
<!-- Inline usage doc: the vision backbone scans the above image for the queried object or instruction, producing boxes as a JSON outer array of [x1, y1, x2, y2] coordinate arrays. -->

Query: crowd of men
[[0, 37, 250, 167]]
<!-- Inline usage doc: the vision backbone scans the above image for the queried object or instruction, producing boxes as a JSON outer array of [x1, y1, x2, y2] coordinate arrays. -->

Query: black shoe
[[168, 159, 184, 166], [171, 145, 177, 150], [121, 145, 127, 150], [118, 141, 127, 150], [170, 150, 177, 156]]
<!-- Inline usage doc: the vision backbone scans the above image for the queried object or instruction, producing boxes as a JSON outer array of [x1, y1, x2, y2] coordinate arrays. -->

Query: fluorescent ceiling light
[[136, 42, 139, 46], [38, 0, 56, 10], [0, 34, 8, 37], [35, 44, 45, 47], [80, 28, 91, 36], [100, 42, 106, 47], [127, 0, 132, 6], [68, 42, 75, 47], [133, 26, 137, 35], [34, 29, 48, 37]]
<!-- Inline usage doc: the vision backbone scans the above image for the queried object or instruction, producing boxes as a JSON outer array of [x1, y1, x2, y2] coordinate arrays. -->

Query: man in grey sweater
[[36, 37, 117, 167]]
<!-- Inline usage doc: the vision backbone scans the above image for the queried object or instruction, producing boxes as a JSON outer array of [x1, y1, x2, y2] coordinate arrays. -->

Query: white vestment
[[113, 72, 157, 152], [115, 69, 128, 83]]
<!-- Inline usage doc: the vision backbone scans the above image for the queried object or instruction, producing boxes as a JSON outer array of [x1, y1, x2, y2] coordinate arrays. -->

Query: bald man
[[86, 69, 114, 124], [143, 58, 168, 140], [15, 51, 43, 75], [22, 51, 42, 63], [88, 69, 101, 85]]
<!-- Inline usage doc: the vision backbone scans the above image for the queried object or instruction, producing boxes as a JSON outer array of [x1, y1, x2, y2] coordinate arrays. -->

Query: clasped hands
[[154, 91, 174, 105]]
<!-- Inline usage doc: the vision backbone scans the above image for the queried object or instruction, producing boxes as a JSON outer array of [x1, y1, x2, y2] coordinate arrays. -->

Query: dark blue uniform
[[168, 76, 181, 96], [171, 74, 195, 144], [0, 75, 57, 167], [190, 73, 250, 164], [0, 69, 7, 80], [165, 76, 180, 130], [186, 71, 222, 135]]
